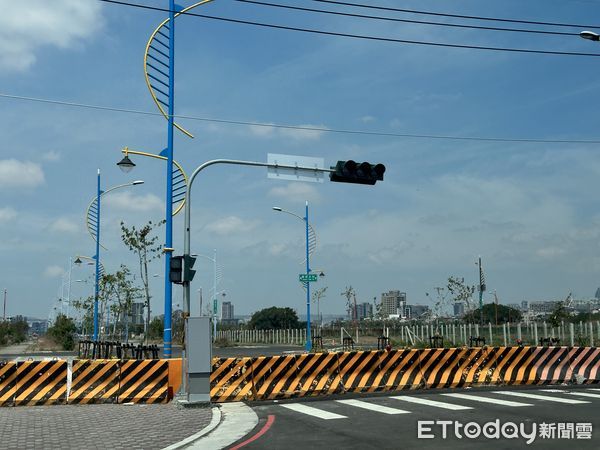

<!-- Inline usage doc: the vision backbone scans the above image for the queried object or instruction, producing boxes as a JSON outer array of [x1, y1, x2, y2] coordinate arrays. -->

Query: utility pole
[[3, 289, 6, 321], [478, 256, 486, 326]]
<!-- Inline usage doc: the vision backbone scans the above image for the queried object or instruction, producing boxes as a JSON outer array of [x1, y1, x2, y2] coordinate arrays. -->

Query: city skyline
[[2, 1, 600, 320]]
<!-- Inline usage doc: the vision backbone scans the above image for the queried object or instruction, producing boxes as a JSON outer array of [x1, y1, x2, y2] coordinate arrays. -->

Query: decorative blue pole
[[94, 169, 101, 341], [162, 0, 176, 358], [305, 200, 312, 352]]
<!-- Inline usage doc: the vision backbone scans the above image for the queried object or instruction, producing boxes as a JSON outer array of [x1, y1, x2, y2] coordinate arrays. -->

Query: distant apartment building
[[27, 318, 48, 335], [381, 290, 407, 317], [354, 302, 373, 320], [404, 304, 429, 320], [529, 301, 559, 315], [222, 301, 234, 320]]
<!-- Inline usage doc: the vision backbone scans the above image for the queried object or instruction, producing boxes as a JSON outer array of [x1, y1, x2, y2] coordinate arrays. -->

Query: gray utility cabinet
[[186, 316, 212, 403]]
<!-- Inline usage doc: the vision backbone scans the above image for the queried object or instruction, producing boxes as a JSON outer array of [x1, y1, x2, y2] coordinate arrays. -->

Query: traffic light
[[183, 254, 196, 282], [169, 255, 196, 283], [169, 256, 183, 284], [329, 160, 385, 185]]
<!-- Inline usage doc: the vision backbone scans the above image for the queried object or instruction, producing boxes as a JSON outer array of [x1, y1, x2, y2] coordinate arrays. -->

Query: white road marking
[[335, 399, 410, 415], [442, 393, 532, 407], [280, 403, 347, 419], [564, 392, 600, 399], [390, 396, 472, 410], [492, 391, 590, 404], [587, 388, 600, 392]]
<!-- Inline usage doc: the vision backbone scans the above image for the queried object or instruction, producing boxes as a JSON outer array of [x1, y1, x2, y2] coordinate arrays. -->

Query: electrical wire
[[311, 0, 600, 29], [3, 92, 600, 144], [97, 0, 600, 57], [234, 0, 577, 37]]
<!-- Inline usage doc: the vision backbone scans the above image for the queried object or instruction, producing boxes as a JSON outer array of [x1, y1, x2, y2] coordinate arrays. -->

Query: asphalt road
[[232, 385, 600, 449]]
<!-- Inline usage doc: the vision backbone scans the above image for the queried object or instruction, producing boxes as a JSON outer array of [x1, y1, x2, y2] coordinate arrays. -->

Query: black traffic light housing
[[330, 160, 385, 185], [183, 254, 196, 282], [169, 255, 196, 284], [169, 256, 183, 284]]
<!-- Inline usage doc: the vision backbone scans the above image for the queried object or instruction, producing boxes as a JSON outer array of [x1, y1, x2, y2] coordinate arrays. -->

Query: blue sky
[[2, 0, 600, 321]]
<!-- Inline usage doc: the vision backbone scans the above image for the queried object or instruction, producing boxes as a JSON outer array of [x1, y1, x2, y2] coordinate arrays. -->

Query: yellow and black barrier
[[69, 359, 120, 404], [209, 346, 600, 402], [117, 359, 168, 404], [1, 346, 599, 406], [0, 361, 18, 407]]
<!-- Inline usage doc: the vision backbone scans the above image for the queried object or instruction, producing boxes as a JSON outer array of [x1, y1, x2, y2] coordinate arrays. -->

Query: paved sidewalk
[[0, 403, 213, 450]]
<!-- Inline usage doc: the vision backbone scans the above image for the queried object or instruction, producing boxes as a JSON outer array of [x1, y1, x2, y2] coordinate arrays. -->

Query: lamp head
[[272, 207, 282, 212], [319, 271, 325, 277], [117, 155, 136, 173], [580, 30, 600, 41], [74, 257, 82, 266], [131, 180, 144, 185]]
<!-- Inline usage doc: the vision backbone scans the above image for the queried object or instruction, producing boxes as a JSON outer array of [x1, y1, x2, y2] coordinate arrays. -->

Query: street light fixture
[[116, 155, 136, 172], [580, 30, 600, 41]]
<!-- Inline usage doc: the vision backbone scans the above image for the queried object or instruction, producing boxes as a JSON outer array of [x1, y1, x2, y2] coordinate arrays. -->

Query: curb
[[162, 406, 222, 450]]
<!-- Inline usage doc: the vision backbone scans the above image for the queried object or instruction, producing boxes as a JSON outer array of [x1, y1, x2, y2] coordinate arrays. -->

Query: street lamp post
[[273, 203, 317, 352], [85, 170, 144, 341], [193, 250, 221, 339]]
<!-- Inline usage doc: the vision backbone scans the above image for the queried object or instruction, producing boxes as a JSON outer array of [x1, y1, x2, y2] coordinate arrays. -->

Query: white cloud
[[360, 115, 376, 123], [248, 123, 276, 137], [0, 207, 17, 223], [248, 123, 328, 141], [205, 216, 259, 236], [42, 151, 61, 162], [279, 125, 328, 141], [0, 159, 44, 188], [49, 217, 78, 233], [43, 265, 65, 278], [103, 192, 163, 213], [0, 1, 104, 71], [268, 183, 321, 203]]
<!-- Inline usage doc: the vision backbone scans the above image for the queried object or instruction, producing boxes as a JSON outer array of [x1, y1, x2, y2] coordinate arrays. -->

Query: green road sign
[[299, 273, 318, 282], [213, 298, 217, 314]]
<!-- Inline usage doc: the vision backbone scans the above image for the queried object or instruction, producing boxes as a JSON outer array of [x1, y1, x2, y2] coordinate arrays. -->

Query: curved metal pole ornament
[[143, 0, 214, 139], [120, 147, 189, 216]]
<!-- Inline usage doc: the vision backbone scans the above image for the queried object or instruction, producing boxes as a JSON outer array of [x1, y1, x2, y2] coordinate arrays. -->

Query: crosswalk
[[274, 389, 597, 420]]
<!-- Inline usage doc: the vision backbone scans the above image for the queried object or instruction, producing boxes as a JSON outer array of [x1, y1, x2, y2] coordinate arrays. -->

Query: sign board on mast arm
[[267, 154, 325, 183]]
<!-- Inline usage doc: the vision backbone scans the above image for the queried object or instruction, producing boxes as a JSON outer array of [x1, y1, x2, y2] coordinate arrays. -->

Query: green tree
[[248, 307, 301, 330], [148, 315, 164, 341], [121, 220, 165, 343], [0, 317, 29, 346], [47, 314, 77, 350], [464, 303, 522, 323]]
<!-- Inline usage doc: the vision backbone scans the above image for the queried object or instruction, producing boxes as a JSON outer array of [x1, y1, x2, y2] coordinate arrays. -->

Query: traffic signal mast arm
[[181, 158, 386, 317]]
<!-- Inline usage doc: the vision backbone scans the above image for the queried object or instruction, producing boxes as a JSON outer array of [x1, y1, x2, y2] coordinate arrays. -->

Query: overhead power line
[[311, 0, 600, 29], [235, 0, 577, 37], [2, 92, 600, 145], [97, 0, 600, 57]]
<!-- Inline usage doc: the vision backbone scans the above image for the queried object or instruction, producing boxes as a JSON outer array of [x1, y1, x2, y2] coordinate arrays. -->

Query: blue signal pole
[[305, 201, 312, 352], [93, 169, 101, 341], [163, 0, 176, 358]]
